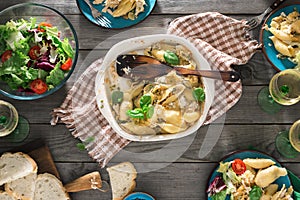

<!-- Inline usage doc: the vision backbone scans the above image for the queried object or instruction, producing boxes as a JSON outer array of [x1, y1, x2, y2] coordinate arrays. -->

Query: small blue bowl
[[124, 192, 155, 200], [260, 3, 300, 71]]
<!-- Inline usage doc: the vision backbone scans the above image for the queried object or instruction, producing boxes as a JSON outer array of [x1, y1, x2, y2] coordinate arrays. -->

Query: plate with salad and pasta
[[206, 150, 294, 200], [77, 0, 157, 29]]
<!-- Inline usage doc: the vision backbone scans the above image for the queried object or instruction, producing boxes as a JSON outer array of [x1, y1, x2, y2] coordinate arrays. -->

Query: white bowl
[[95, 34, 215, 141]]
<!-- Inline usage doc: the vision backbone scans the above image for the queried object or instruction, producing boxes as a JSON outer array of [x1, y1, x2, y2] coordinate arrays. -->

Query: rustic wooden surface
[[1, 0, 300, 199]]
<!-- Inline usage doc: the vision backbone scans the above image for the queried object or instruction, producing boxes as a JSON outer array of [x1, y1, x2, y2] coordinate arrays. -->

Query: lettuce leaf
[[0, 25, 14, 54], [46, 64, 65, 88], [211, 190, 227, 200], [249, 186, 262, 200]]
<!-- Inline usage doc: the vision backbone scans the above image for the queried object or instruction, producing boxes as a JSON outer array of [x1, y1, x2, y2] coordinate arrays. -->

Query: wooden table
[[1, 0, 300, 199]]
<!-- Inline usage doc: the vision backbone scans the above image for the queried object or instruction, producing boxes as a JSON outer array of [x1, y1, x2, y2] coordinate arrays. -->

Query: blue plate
[[260, 3, 300, 71], [206, 150, 292, 200], [76, 0, 156, 29], [124, 192, 155, 200]]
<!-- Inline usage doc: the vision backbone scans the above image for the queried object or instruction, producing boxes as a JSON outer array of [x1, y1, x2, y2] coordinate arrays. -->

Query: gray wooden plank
[[47, 15, 261, 50], [1, 84, 299, 124], [55, 162, 300, 200], [1, 124, 300, 163], [0, 0, 282, 15]]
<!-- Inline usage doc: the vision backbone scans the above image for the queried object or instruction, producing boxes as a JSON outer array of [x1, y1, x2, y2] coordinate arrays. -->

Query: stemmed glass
[[276, 119, 300, 158], [0, 100, 29, 142], [257, 68, 300, 114]]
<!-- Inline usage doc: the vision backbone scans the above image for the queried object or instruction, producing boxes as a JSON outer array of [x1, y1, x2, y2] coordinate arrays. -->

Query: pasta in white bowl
[[95, 34, 215, 141]]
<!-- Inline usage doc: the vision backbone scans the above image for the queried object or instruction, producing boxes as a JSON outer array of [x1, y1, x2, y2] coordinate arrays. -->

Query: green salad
[[0, 17, 74, 94]]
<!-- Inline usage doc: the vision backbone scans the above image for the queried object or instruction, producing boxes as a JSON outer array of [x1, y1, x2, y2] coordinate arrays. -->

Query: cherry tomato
[[30, 79, 48, 94], [28, 45, 40, 60], [1, 50, 12, 63], [37, 22, 52, 32], [231, 159, 246, 175], [60, 58, 72, 71]]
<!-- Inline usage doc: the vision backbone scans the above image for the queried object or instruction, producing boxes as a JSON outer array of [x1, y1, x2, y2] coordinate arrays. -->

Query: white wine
[[269, 69, 300, 105], [289, 119, 300, 152], [0, 100, 19, 137]]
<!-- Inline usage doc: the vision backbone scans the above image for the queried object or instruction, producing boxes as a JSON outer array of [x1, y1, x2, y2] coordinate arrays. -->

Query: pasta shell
[[269, 36, 294, 57], [243, 158, 275, 169], [183, 112, 200, 123], [159, 123, 185, 134], [112, 0, 135, 17], [254, 166, 287, 188], [163, 109, 182, 125], [121, 122, 156, 135]]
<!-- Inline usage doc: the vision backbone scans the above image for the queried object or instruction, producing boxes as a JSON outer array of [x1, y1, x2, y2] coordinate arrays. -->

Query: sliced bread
[[107, 162, 137, 200], [0, 191, 16, 200], [33, 173, 70, 200], [0, 152, 37, 186], [5, 172, 37, 200]]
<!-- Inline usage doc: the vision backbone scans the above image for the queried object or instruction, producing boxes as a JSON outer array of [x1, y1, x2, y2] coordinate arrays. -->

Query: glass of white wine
[[276, 119, 300, 158], [258, 68, 300, 114], [0, 100, 29, 142]]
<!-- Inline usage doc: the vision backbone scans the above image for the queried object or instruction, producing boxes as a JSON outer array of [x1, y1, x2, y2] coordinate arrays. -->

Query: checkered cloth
[[51, 12, 259, 168]]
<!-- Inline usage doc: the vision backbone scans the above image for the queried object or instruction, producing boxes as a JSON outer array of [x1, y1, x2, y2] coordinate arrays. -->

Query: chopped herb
[[76, 143, 86, 151], [193, 87, 205, 102], [0, 116, 7, 124], [164, 50, 179, 65], [127, 94, 153, 120], [76, 136, 95, 151], [280, 85, 289, 95], [111, 90, 123, 104]]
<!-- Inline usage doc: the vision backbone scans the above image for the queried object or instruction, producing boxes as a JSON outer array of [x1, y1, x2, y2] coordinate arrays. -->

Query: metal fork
[[83, 0, 112, 28], [246, 0, 286, 30]]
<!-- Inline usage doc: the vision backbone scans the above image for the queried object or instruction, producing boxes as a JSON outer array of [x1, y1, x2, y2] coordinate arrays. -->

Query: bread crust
[[4, 172, 37, 200], [0, 152, 38, 185], [107, 162, 137, 200], [0, 190, 17, 200], [34, 173, 70, 200]]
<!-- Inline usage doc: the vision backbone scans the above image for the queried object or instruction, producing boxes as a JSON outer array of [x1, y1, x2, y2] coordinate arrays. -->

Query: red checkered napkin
[[167, 12, 259, 123], [51, 12, 259, 168]]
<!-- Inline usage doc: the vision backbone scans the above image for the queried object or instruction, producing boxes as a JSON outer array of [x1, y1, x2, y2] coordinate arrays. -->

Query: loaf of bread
[[5, 172, 37, 200], [0, 191, 16, 200], [0, 152, 37, 186], [107, 162, 137, 200], [33, 173, 70, 200]]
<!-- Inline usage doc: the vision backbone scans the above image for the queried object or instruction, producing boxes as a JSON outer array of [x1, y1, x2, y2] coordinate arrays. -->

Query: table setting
[[0, 0, 300, 199]]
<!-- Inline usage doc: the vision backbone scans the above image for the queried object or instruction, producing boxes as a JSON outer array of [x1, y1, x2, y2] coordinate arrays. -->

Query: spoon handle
[[175, 67, 241, 82]]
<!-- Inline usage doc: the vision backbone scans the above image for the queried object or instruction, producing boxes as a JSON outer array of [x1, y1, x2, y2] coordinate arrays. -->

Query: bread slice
[[0, 191, 17, 200], [0, 152, 37, 186], [33, 173, 70, 200], [5, 172, 37, 200], [107, 162, 137, 200]]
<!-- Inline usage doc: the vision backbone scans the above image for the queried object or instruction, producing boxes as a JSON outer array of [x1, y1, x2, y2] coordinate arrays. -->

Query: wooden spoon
[[116, 54, 240, 82], [64, 171, 109, 193]]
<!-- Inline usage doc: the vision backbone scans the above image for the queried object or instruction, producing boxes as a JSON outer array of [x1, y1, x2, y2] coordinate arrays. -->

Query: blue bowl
[[77, 0, 157, 29], [124, 192, 155, 200], [260, 3, 300, 71], [206, 150, 292, 200]]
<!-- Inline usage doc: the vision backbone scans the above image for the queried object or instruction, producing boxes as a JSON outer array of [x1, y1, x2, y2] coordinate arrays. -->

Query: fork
[[83, 0, 112, 28], [246, 0, 286, 30]]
